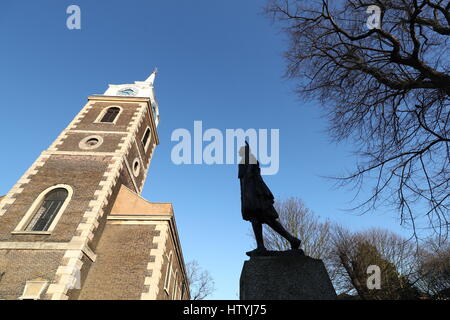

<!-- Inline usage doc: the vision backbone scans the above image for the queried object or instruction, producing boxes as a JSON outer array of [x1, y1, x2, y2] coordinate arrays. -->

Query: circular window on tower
[[132, 158, 141, 177], [79, 135, 104, 150]]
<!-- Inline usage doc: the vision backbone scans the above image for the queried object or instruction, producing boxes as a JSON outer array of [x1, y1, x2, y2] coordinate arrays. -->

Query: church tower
[[0, 70, 190, 300]]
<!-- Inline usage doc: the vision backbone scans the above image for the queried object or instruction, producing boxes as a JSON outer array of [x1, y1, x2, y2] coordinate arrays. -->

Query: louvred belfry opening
[[100, 107, 120, 123]]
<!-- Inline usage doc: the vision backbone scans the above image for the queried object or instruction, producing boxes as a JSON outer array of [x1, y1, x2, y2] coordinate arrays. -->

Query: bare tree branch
[[186, 260, 215, 300], [265, 0, 450, 240]]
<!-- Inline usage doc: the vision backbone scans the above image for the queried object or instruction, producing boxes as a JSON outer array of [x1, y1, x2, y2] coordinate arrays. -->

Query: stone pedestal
[[240, 253, 337, 300]]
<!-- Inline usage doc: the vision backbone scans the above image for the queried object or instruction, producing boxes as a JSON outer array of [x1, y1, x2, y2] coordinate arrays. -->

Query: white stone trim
[[42, 151, 120, 157], [93, 105, 123, 125], [70, 130, 128, 135], [67, 103, 94, 130], [0, 154, 50, 217], [19, 279, 49, 300], [107, 215, 171, 220], [48, 102, 149, 299], [13, 184, 74, 233], [0, 242, 96, 261], [88, 96, 151, 103], [47, 102, 94, 151], [47, 155, 123, 300], [114, 103, 148, 194], [140, 142, 156, 190], [141, 222, 169, 300], [143, 99, 158, 135], [107, 217, 171, 223], [11, 231, 51, 235]]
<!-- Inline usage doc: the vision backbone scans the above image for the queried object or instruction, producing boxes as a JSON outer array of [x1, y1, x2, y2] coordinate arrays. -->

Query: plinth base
[[240, 254, 337, 300]]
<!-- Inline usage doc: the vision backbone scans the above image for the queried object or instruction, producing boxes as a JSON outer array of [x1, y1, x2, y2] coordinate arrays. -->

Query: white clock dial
[[117, 87, 138, 96]]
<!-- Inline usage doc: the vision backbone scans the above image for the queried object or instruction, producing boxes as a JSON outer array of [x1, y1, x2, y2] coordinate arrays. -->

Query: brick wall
[[56, 132, 126, 153], [0, 94, 169, 300], [0, 155, 110, 242], [77, 224, 158, 300], [157, 227, 188, 300], [0, 250, 64, 300], [74, 102, 141, 132]]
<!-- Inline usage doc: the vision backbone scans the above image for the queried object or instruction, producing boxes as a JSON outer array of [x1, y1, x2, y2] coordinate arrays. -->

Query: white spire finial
[[145, 67, 158, 85]]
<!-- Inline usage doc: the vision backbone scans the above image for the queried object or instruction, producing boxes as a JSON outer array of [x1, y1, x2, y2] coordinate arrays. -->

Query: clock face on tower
[[117, 87, 138, 97]]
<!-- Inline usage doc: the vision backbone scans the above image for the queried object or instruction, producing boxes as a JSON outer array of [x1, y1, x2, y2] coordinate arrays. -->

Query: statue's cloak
[[238, 161, 279, 222]]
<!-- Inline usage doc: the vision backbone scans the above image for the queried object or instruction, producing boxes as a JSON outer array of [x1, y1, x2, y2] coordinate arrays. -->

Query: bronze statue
[[239, 142, 302, 256]]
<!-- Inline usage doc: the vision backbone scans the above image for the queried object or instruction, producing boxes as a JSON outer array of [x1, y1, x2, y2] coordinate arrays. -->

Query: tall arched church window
[[164, 252, 173, 292], [100, 107, 121, 123], [181, 282, 186, 300], [26, 188, 69, 231]]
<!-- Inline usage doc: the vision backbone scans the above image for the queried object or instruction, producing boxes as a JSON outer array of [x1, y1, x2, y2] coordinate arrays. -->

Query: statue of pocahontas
[[238, 142, 302, 256]]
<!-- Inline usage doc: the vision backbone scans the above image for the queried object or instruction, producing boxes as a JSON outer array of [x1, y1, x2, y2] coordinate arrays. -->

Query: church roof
[[110, 185, 173, 216]]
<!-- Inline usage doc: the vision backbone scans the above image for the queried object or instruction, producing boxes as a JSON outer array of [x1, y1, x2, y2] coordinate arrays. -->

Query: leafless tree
[[252, 198, 337, 282], [186, 260, 215, 300], [415, 237, 450, 297], [259, 197, 332, 257], [330, 226, 421, 298], [265, 0, 449, 240]]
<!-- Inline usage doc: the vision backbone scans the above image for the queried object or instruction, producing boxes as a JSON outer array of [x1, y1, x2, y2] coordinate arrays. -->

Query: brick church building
[[0, 70, 190, 300]]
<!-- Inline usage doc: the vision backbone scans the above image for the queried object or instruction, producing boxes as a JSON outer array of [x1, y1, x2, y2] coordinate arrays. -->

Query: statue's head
[[238, 146, 246, 158], [239, 142, 257, 164]]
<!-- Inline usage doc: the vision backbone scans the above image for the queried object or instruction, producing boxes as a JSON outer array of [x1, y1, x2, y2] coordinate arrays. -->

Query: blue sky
[[0, 1, 414, 299]]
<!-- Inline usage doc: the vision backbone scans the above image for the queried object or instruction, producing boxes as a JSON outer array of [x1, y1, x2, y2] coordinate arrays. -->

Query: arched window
[[100, 107, 120, 123], [181, 281, 186, 300], [142, 127, 151, 151], [26, 188, 69, 231], [172, 271, 178, 300], [164, 252, 173, 292]]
